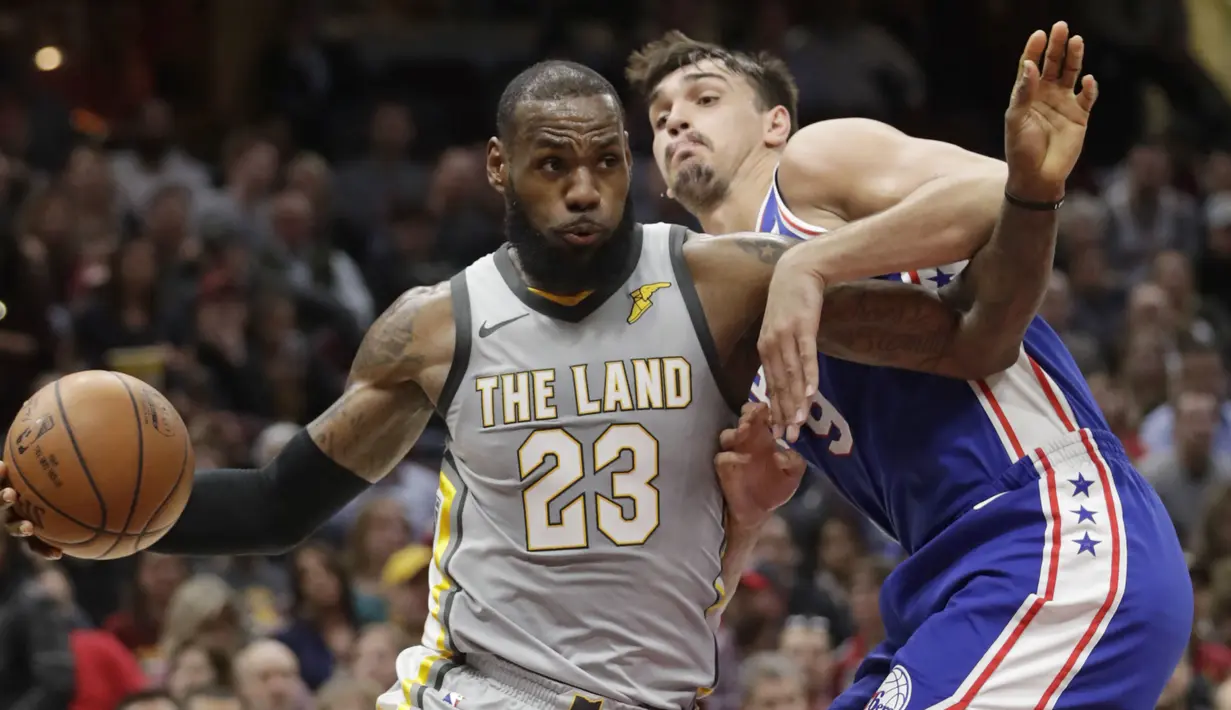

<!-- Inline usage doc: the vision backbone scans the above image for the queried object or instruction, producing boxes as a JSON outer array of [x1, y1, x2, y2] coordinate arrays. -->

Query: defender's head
[[627, 32, 798, 212], [488, 60, 635, 294]]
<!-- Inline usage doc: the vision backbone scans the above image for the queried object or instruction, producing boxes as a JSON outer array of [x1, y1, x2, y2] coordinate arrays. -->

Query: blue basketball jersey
[[753, 170, 1110, 553]]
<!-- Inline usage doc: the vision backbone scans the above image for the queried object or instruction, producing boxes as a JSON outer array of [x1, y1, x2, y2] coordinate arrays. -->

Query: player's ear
[[486, 137, 507, 194], [763, 105, 791, 149]]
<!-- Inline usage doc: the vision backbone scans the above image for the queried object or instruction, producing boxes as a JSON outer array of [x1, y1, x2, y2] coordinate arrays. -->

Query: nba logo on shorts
[[441, 691, 464, 707], [865, 665, 912, 710]]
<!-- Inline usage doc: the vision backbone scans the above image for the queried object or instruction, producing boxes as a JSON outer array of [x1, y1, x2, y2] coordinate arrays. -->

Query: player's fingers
[[1076, 74, 1099, 113], [795, 330, 818, 417], [714, 451, 751, 475], [1059, 35, 1084, 89], [1041, 21, 1069, 81], [1009, 59, 1040, 115], [757, 337, 790, 438], [0, 485, 15, 511], [5, 518, 33, 537], [774, 451, 807, 479], [1019, 29, 1047, 75], [719, 427, 740, 451]]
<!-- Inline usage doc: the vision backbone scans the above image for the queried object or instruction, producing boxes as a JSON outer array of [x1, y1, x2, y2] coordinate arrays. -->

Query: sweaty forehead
[[515, 95, 624, 147]]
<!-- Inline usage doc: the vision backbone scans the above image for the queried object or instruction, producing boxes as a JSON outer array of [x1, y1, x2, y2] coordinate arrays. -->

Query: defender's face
[[490, 95, 631, 255], [647, 61, 771, 208]]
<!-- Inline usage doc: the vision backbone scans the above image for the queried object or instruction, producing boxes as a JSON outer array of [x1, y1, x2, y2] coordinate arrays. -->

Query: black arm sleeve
[[151, 430, 372, 555]]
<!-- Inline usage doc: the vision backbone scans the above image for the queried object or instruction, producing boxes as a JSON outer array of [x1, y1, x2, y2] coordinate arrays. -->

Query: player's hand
[[715, 403, 806, 531], [0, 462, 63, 560], [1004, 21, 1099, 202], [757, 251, 824, 442]]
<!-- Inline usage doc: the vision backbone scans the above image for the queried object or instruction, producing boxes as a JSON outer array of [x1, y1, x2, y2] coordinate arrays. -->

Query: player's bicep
[[780, 119, 1004, 219], [817, 278, 991, 379]]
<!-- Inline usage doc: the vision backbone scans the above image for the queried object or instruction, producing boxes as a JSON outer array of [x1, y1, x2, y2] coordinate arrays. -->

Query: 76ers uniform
[[753, 172, 1192, 710]]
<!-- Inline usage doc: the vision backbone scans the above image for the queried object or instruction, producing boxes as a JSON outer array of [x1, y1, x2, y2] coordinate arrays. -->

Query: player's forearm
[[802, 168, 1005, 283], [711, 522, 761, 617], [947, 189, 1061, 367], [151, 430, 372, 555]]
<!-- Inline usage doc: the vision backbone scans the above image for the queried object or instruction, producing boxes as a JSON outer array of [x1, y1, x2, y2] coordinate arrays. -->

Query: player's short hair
[[739, 652, 804, 703], [625, 31, 800, 134], [496, 60, 623, 144]]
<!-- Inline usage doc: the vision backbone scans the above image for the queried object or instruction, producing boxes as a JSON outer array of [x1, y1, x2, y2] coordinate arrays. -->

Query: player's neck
[[693, 149, 778, 235]]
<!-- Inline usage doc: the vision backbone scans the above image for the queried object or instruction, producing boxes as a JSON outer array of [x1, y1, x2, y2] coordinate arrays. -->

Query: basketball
[[4, 370, 195, 560]]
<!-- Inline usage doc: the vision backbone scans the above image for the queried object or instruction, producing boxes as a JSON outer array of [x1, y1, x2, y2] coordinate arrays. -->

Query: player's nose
[[564, 168, 601, 212], [664, 108, 691, 137]]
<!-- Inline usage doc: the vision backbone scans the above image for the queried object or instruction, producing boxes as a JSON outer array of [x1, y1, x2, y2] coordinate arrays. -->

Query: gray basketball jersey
[[414, 223, 739, 709]]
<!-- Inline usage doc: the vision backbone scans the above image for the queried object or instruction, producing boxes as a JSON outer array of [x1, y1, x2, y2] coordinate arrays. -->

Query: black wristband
[[1005, 190, 1065, 211]]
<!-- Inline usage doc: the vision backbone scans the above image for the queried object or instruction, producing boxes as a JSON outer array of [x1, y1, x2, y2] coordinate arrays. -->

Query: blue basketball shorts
[[836, 429, 1192, 710]]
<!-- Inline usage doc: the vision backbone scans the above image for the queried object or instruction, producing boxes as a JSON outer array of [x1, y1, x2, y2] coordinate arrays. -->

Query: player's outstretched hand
[[1004, 21, 1098, 202], [715, 403, 805, 531], [0, 461, 63, 559]]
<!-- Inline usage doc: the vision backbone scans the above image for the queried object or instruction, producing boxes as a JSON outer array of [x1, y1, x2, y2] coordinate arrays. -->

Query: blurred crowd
[[3, 1, 1231, 709]]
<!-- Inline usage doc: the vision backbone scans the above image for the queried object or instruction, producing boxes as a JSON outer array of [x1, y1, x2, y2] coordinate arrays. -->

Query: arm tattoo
[[816, 281, 961, 374], [308, 285, 441, 480], [732, 236, 792, 265]]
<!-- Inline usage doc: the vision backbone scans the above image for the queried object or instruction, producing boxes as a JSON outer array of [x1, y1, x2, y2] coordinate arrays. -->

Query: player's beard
[[671, 160, 729, 214], [504, 186, 637, 295]]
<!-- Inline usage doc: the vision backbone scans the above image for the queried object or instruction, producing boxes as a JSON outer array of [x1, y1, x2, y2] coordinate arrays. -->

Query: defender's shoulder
[[351, 280, 456, 386], [780, 119, 906, 185]]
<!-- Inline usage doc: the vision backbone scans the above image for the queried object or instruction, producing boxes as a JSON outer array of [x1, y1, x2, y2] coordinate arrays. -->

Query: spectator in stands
[[0, 535, 76, 710], [63, 144, 123, 246], [349, 623, 405, 692], [316, 674, 384, 710], [334, 101, 432, 236], [15, 183, 82, 304], [109, 98, 213, 214], [0, 219, 56, 420], [1152, 249, 1231, 351], [74, 235, 175, 376], [737, 652, 809, 710], [1141, 333, 1231, 456], [233, 639, 309, 710], [139, 184, 202, 304], [165, 643, 233, 702], [1142, 391, 1231, 538], [348, 497, 413, 624], [1104, 139, 1202, 281], [182, 687, 243, 710], [1086, 369, 1146, 459], [834, 558, 892, 690], [363, 198, 450, 312], [269, 187, 373, 327], [1122, 328, 1176, 418], [380, 544, 431, 643], [1197, 194, 1231, 310], [778, 616, 837, 709], [197, 129, 279, 248], [157, 575, 247, 679], [1066, 240, 1127, 353], [117, 689, 180, 710], [279, 543, 359, 690], [104, 553, 191, 663]]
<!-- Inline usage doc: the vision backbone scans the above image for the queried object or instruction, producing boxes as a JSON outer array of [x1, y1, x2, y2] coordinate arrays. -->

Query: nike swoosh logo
[[478, 313, 528, 338]]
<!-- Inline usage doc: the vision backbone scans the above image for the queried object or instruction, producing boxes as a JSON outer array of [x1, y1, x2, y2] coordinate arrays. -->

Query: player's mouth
[[556, 222, 604, 246]]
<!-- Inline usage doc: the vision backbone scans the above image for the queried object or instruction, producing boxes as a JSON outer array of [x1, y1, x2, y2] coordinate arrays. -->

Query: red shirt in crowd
[[69, 629, 147, 710]]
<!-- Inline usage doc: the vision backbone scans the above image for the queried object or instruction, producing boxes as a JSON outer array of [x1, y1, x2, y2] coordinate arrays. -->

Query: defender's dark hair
[[626, 31, 800, 134], [496, 60, 623, 142]]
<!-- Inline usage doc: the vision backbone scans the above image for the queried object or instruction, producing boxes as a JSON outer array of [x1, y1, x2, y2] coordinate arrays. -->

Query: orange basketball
[[4, 371, 195, 560]]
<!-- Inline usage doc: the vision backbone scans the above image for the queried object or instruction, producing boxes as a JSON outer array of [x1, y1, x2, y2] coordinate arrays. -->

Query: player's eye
[[600, 154, 621, 169], [539, 157, 564, 173], [698, 95, 719, 106], [653, 114, 668, 130]]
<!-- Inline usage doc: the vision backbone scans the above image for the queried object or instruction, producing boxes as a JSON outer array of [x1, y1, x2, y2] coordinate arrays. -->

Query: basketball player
[[4, 38, 1089, 709], [631, 24, 1191, 709]]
